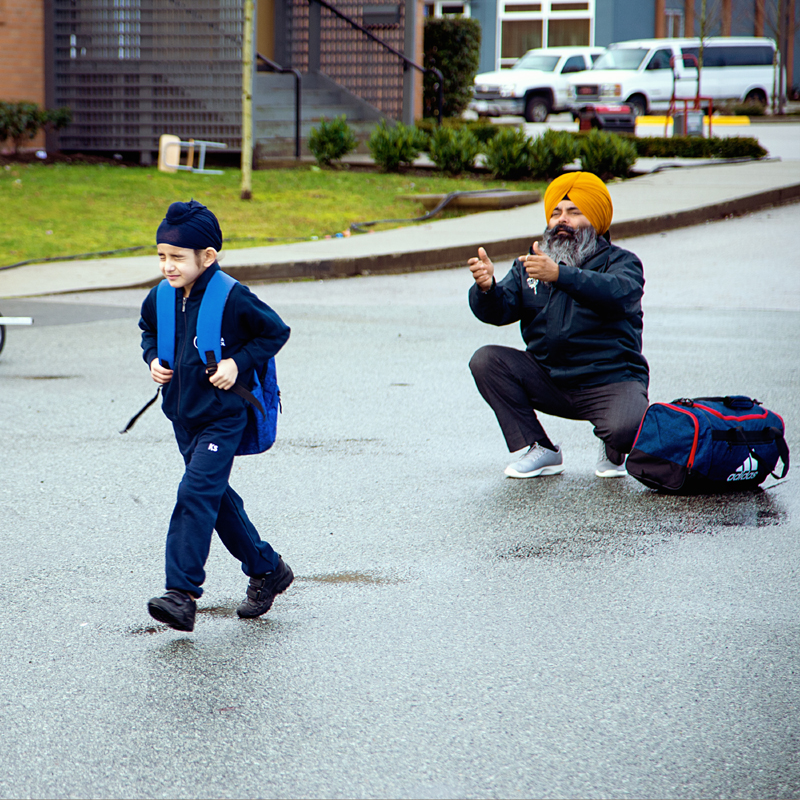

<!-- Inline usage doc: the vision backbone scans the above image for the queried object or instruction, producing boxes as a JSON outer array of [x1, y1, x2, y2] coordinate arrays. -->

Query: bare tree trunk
[[754, 0, 764, 36], [241, 0, 254, 201], [778, 0, 787, 114]]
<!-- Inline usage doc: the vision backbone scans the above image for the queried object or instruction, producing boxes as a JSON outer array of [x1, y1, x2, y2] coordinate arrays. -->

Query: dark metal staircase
[[254, 71, 385, 159]]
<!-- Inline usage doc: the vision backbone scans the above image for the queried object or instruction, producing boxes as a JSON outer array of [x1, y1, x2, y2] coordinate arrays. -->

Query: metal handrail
[[256, 52, 302, 159], [307, 0, 444, 124], [666, 53, 714, 138]]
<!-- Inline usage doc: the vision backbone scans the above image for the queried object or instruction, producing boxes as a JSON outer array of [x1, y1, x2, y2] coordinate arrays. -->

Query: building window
[[501, 19, 543, 58], [424, 1, 471, 17], [113, 0, 141, 60], [547, 18, 590, 47], [665, 9, 684, 37], [498, 0, 593, 66]]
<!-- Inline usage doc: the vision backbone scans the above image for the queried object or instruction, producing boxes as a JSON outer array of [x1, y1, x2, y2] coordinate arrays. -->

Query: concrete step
[[254, 105, 375, 123], [255, 124, 378, 158], [255, 118, 377, 136], [254, 71, 384, 124]]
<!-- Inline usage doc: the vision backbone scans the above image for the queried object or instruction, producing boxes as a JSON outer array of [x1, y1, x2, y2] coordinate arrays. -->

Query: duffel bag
[[626, 396, 789, 493]]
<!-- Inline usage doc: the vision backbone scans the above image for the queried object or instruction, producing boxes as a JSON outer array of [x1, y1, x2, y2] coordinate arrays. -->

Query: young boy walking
[[139, 200, 292, 632]]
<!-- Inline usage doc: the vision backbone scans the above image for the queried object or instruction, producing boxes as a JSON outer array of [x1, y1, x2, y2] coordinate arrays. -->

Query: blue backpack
[[123, 271, 280, 456], [626, 396, 789, 493]]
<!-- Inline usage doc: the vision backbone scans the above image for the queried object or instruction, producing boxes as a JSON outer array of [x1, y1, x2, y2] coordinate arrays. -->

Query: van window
[[592, 48, 649, 70], [645, 48, 673, 70], [681, 44, 774, 67]]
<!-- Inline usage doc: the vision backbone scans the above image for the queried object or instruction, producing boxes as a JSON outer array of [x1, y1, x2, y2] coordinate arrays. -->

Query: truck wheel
[[525, 96, 550, 123], [625, 95, 647, 117], [0, 315, 5, 356]]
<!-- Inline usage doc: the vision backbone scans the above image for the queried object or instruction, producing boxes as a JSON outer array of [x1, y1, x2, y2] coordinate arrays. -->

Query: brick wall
[[0, 0, 46, 150]]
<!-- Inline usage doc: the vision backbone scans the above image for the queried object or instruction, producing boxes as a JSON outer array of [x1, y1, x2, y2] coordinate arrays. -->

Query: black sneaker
[[147, 590, 197, 632], [236, 557, 294, 618]]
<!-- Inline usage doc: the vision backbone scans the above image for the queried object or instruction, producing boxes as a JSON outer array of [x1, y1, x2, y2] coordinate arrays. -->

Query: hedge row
[[308, 117, 767, 181]]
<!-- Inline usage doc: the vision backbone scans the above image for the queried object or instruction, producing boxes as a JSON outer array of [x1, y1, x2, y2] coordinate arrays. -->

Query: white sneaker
[[504, 443, 564, 479], [595, 441, 627, 478]]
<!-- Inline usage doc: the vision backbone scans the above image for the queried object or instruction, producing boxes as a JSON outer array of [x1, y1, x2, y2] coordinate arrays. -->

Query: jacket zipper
[[664, 403, 700, 471], [176, 295, 187, 416]]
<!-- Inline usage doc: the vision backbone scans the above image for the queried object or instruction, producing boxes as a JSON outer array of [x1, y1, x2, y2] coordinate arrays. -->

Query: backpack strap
[[120, 386, 161, 434], [156, 279, 176, 369], [197, 270, 237, 370], [197, 270, 265, 416]]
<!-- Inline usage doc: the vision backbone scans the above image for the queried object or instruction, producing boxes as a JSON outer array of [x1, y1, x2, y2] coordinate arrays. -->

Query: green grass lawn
[[2, 162, 545, 267]]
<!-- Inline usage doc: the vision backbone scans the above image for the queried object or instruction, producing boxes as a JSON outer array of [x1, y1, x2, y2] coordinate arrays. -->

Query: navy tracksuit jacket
[[139, 263, 290, 597]]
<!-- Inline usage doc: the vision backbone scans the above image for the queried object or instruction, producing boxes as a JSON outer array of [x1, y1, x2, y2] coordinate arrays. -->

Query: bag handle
[[675, 396, 761, 410], [737, 426, 790, 480]]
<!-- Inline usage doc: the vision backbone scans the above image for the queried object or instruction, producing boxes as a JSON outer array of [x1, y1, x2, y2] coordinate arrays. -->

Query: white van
[[566, 37, 779, 116]]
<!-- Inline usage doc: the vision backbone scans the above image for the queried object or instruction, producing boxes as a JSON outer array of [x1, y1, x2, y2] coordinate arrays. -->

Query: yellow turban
[[543, 172, 613, 235]]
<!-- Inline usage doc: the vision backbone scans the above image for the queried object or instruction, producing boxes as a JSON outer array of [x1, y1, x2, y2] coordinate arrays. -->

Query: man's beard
[[539, 223, 598, 268]]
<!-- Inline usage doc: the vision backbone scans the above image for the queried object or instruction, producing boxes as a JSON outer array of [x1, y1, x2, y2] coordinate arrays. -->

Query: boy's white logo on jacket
[[193, 336, 225, 350], [208, 443, 219, 452]]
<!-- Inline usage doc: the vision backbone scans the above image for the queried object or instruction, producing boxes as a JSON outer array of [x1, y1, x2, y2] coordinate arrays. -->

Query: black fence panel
[[52, 0, 243, 157], [288, 0, 405, 120]]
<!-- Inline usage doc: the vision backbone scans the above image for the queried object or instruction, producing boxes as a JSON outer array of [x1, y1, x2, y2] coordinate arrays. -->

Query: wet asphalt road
[[1, 204, 799, 799]]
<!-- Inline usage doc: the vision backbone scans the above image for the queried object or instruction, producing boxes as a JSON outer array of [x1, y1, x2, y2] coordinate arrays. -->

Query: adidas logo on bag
[[727, 454, 759, 482]]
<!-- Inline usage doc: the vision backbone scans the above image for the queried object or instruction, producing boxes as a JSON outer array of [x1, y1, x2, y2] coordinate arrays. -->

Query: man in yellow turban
[[467, 172, 649, 479]]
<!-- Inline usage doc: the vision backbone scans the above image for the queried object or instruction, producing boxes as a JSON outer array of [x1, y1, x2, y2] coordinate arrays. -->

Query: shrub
[[711, 135, 768, 159], [482, 127, 532, 180], [428, 126, 481, 174], [367, 120, 427, 172], [578, 129, 638, 180], [416, 117, 502, 147], [308, 116, 357, 167], [44, 106, 73, 133], [423, 17, 481, 120], [0, 102, 73, 153], [528, 129, 579, 180], [632, 135, 767, 159]]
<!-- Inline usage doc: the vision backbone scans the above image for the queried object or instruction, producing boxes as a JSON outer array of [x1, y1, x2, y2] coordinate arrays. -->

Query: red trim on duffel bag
[[664, 404, 700, 470], [692, 403, 769, 421]]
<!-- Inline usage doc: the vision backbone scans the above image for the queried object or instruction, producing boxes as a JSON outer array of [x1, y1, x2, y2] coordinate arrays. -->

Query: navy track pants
[[165, 411, 279, 598], [469, 345, 649, 463]]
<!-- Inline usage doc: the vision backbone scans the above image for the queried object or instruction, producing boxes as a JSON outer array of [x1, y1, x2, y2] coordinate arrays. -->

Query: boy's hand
[[150, 358, 173, 384], [208, 358, 238, 390]]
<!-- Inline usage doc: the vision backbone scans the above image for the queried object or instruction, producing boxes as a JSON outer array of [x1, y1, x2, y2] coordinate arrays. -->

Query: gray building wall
[[595, 0, 656, 46], [472, 0, 498, 74]]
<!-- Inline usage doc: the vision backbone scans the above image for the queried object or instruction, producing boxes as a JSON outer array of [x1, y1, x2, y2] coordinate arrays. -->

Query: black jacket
[[139, 263, 290, 426], [469, 238, 648, 389]]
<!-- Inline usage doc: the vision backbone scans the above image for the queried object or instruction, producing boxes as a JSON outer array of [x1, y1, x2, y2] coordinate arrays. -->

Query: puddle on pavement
[[281, 437, 382, 454], [128, 625, 162, 636], [304, 571, 401, 585], [10, 375, 77, 380], [196, 605, 237, 618], [492, 481, 790, 562]]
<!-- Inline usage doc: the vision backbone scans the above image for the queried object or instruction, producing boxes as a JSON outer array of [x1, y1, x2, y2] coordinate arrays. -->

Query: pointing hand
[[468, 246, 495, 292], [520, 241, 559, 284]]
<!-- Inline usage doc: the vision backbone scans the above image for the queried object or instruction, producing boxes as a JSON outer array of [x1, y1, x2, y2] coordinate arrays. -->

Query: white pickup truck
[[469, 46, 604, 122]]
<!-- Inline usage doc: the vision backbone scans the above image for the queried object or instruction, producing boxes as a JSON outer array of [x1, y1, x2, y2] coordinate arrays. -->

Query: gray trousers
[[469, 345, 649, 462]]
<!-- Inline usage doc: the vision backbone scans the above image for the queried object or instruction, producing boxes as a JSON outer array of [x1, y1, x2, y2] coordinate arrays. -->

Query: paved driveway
[[0, 205, 797, 799]]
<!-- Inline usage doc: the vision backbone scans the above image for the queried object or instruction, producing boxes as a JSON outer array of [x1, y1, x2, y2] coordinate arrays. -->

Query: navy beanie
[[156, 200, 223, 251]]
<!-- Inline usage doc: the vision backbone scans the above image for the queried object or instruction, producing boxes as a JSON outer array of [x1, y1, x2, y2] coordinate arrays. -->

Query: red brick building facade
[[0, 0, 46, 149]]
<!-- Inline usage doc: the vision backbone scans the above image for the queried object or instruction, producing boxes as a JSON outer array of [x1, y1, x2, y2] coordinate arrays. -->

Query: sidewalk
[[1, 158, 799, 299]]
